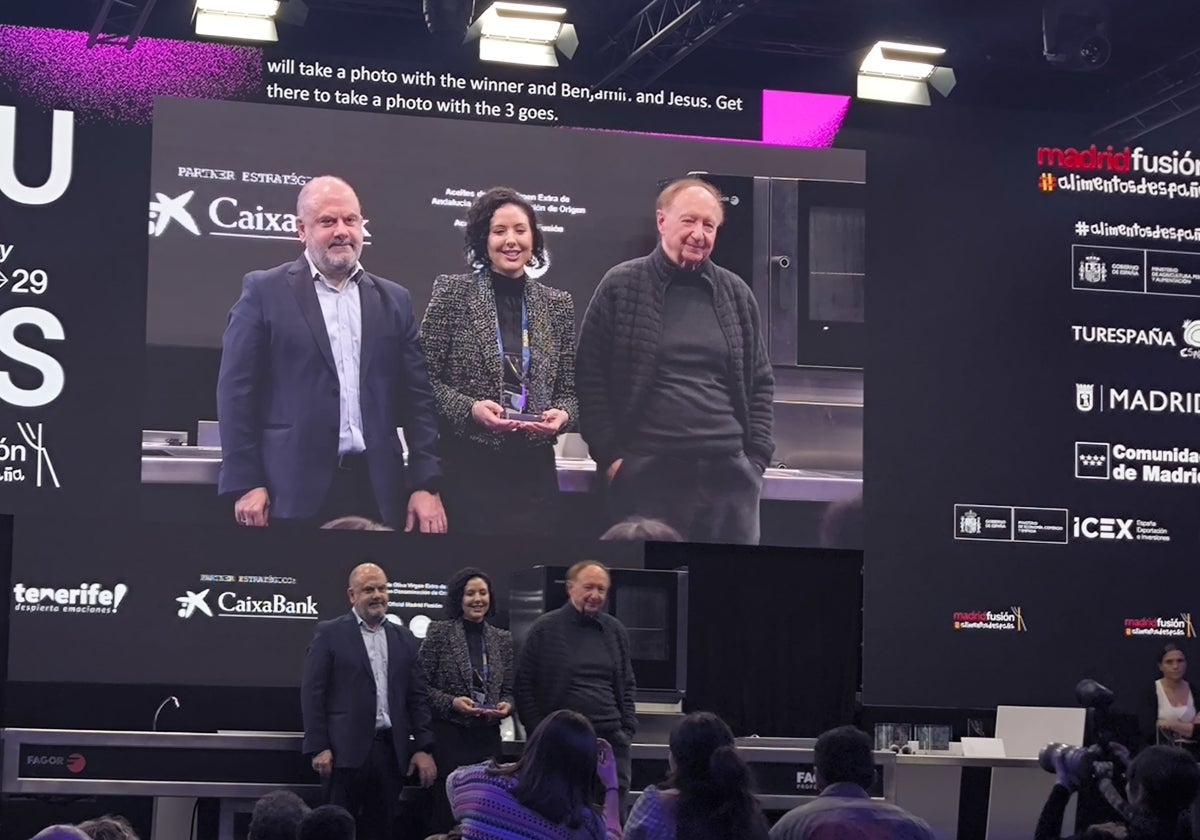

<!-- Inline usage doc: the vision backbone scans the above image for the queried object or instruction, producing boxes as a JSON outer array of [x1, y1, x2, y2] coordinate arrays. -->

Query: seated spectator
[[31, 828, 91, 840], [770, 725, 933, 840], [447, 709, 621, 840], [625, 710, 768, 840], [298, 805, 355, 840], [76, 816, 138, 840], [250, 790, 311, 840], [601, 517, 682, 542], [320, 516, 394, 531]]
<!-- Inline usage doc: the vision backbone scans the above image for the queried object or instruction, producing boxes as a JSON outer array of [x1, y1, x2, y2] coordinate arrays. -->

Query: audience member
[[299, 805, 356, 840], [600, 517, 683, 542], [770, 725, 933, 840], [447, 709, 621, 840], [320, 516, 394, 531], [249, 790, 312, 840], [30, 828, 91, 840], [625, 711, 768, 840], [76, 816, 138, 840]]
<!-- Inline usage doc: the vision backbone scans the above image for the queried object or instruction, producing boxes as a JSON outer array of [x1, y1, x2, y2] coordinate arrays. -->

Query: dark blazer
[[418, 619, 516, 725], [419, 271, 578, 449], [514, 603, 637, 740], [301, 612, 435, 770], [216, 255, 442, 526]]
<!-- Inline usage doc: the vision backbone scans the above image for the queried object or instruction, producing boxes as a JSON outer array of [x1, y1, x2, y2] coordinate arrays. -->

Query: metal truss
[[87, 0, 159, 49], [1093, 47, 1200, 142], [593, 0, 765, 91]]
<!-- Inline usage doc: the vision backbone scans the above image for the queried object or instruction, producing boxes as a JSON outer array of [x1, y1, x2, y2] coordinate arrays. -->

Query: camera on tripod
[[1037, 679, 1132, 831]]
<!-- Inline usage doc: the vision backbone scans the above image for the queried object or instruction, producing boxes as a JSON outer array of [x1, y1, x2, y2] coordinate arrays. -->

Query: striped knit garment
[[447, 761, 619, 840]]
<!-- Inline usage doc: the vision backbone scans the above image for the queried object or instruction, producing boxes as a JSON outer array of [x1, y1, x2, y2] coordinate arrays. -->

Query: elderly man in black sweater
[[515, 561, 637, 806], [577, 176, 775, 545]]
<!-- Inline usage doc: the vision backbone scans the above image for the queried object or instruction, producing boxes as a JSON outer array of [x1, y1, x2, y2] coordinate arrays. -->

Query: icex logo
[[149, 191, 199, 237]]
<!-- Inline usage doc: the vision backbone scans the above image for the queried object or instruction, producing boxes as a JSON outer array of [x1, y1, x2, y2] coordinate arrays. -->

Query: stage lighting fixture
[[856, 41, 956, 106], [466, 2, 579, 68], [193, 0, 281, 43], [1043, 0, 1111, 72]]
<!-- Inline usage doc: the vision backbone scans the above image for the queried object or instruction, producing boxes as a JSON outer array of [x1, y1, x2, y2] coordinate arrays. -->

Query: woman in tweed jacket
[[420, 186, 577, 535], [419, 566, 516, 833]]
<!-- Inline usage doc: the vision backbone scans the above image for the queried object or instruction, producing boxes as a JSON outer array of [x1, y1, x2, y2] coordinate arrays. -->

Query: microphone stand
[[152, 696, 180, 732]]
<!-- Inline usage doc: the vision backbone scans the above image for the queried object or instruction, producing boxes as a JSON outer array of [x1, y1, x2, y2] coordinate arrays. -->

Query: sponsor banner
[[1075, 440, 1200, 485], [955, 505, 1067, 544], [11, 581, 128, 615], [1123, 613, 1195, 638], [953, 607, 1028, 632], [953, 504, 1170, 546]]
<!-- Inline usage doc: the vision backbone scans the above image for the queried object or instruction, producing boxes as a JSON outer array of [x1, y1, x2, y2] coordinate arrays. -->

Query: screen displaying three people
[[216, 174, 774, 544]]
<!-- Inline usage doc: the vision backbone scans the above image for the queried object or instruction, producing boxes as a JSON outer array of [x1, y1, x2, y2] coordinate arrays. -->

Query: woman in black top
[[418, 566, 516, 833], [420, 186, 577, 535]]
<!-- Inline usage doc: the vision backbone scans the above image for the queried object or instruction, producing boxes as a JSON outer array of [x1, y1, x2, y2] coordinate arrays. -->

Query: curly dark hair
[[464, 186, 547, 272], [445, 566, 497, 619]]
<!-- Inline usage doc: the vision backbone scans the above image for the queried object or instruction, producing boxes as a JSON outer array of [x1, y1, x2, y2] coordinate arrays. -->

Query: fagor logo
[[149, 191, 200, 237], [0, 107, 74, 206], [12, 582, 128, 615]]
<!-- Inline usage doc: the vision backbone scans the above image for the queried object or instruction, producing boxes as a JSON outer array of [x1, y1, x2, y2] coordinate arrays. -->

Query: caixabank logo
[[953, 607, 1027, 632], [175, 588, 318, 620]]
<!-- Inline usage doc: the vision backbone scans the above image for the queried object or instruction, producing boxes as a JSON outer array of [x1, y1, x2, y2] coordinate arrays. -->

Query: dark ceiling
[[5, 0, 1200, 131]]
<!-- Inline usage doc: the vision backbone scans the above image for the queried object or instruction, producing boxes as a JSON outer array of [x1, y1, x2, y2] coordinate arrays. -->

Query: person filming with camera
[[1035, 743, 1200, 840]]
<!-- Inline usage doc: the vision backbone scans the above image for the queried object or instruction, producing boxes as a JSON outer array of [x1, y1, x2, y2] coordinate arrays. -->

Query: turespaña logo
[[12, 582, 128, 615], [1078, 255, 1107, 284], [1124, 613, 1195, 638], [1183, 321, 1200, 354], [149, 191, 199, 237], [1076, 383, 1097, 412], [174, 589, 318, 620], [953, 607, 1027, 632]]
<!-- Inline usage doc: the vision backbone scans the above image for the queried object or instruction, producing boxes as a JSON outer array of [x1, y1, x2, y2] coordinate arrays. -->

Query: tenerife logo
[[1124, 613, 1195, 638], [0, 107, 74, 206], [149, 191, 200, 236], [953, 607, 1027, 632], [175, 589, 318, 619], [12, 582, 128, 615]]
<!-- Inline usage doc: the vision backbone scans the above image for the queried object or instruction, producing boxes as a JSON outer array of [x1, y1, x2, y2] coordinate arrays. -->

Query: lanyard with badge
[[497, 297, 537, 421], [471, 631, 494, 709]]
